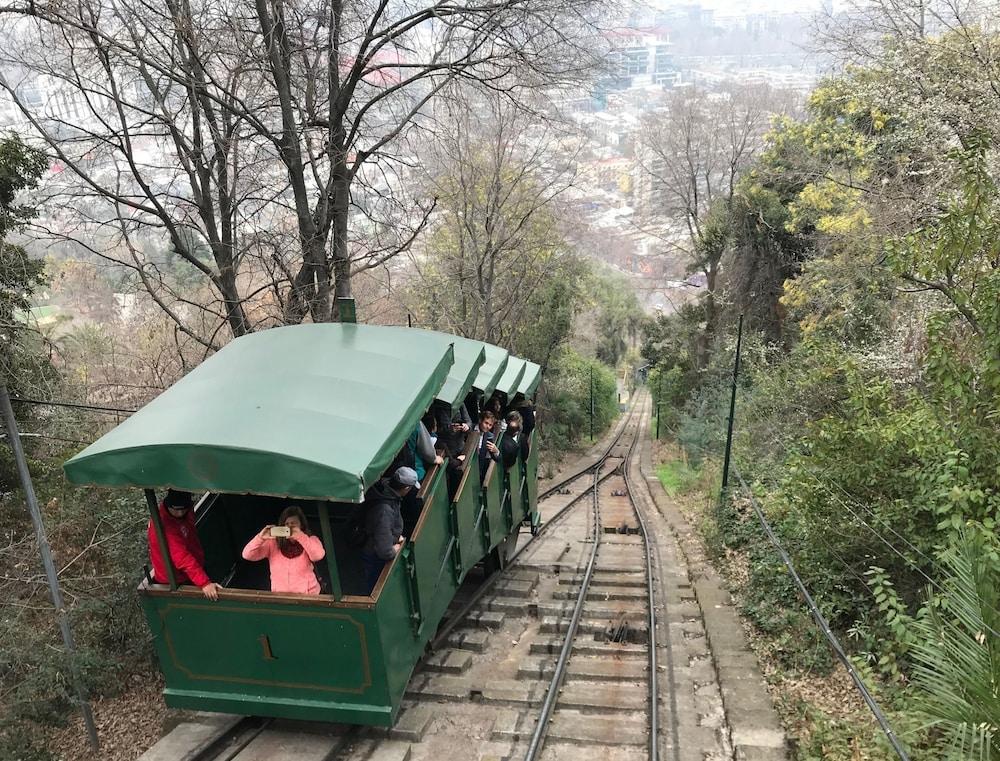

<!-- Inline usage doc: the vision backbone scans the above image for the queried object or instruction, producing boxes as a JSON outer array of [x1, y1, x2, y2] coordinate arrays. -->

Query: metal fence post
[[589, 365, 594, 442], [720, 314, 745, 505], [655, 370, 663, 440], [0, 385, 99, 750]]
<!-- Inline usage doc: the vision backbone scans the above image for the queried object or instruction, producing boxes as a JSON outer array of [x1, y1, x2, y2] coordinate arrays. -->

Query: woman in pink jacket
[[242, 506, 326, 595]]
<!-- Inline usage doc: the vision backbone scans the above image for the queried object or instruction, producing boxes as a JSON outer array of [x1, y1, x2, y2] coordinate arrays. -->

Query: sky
[[652, 0, 826, 15]]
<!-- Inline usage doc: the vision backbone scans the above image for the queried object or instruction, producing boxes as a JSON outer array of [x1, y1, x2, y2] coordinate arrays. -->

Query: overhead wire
[[733, 468, 912, 761], [9, 396, 138, 415], [802, 469, 1000, 640]]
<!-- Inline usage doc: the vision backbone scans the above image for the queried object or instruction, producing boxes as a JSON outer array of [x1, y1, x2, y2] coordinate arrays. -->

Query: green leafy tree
[[0, 133, 49, 390], [591, 270, 643, 367]]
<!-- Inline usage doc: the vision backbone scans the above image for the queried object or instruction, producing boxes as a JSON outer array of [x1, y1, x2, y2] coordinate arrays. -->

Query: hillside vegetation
[[644, 24, 1000, 761]]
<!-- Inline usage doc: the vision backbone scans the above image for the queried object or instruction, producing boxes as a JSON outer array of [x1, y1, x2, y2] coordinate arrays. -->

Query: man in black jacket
[[476, 411, 501, 483], [361, 467, 419, 593], [433, 399, 473, 456], [500, 411, 527, 469]]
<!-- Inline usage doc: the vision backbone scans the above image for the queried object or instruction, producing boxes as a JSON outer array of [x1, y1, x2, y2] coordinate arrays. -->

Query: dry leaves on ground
[[47, 674, 189, 761]]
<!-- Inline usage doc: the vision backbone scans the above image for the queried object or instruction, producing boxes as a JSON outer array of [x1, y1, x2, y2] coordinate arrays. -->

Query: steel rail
[[536, 400, 641, 502], [523, 408, 646, 761], [523, 460, 603, 760], [188, 717, 273, 761], [621, 405, 659, 761]]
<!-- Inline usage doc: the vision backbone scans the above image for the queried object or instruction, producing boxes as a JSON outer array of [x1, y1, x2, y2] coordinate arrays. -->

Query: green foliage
[[0, 724, 54, 761], [0, 454, 153, 730], [0, 133, 49, 389], [655, 459, 700, 497], [715, 493, 834, 672], [909, 528, 1000, 760], [540, 348, 617, 453], [590, 269, 643, 367], [647, 21, 1000, 761], [785, 697, 898, 761]]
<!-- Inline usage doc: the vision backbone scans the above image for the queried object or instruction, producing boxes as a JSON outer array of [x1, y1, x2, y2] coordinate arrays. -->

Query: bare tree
[[814, 0, 999, 66], [408, 91, 582, 366], [636, 83, 794, 351], [0, 0, 602, 345]]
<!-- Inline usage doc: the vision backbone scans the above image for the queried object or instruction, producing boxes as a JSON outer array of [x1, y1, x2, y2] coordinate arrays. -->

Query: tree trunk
[[218, 268, 251, 337], [331, 168, 351, 312]]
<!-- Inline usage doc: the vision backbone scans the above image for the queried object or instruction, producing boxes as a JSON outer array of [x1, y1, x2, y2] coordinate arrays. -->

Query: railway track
[[145, 395, 711, 761], [521, 399, 659, 760]]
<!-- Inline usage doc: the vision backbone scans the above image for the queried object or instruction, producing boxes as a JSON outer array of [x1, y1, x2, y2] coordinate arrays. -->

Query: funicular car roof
[[495, 356, 526, 397], [63, 324, 455, 502], [474, 343, 509, 397], [517, 361, 541, 397], [407, 329, 487, 407]]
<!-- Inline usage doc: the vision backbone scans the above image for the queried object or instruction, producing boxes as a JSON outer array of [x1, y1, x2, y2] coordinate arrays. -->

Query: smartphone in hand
[[269, 525, 291, 538]]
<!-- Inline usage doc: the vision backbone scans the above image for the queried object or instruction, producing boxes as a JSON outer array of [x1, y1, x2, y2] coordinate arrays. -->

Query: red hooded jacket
[[148, 502, 210, 588]]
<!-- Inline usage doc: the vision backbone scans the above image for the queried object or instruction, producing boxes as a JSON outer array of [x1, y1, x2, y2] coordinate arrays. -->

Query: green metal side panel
[[484, 465, 505, 551], [454, 455, 482, 581], [507, 462, 525, 527], [410, 469, 458, 637], [375, 555, 424, 715], [64, 324, 455, 502], [526, 433, 540, 523], [141, 593, 391, 724]]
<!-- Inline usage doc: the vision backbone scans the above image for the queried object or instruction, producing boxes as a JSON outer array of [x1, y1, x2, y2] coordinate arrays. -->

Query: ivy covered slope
[[643, 28, 1000, 761]]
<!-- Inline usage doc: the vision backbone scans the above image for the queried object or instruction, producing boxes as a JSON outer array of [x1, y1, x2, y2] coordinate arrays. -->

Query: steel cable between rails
[[622, 392, 673, 761], [732, 468, 912, 761], [523, 403, 646, 760]]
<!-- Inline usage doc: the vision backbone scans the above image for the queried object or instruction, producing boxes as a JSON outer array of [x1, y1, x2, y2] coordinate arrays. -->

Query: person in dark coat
[[500, 411, 527, 469], [476, 411, 500, 482], [361, 467, 419, 593], [510, 393, 536, 441], [433, 400, 472, 456]]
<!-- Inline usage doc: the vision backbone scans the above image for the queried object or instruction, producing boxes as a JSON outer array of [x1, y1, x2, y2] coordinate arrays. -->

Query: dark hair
[[479, 410, 496, 424], [276, 505, 310, 552], [165, 489, 193, 509], [421, 411, 437, 432]]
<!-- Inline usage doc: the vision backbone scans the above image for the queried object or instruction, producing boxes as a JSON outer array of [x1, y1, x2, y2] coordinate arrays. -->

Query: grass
[[655, 458, 701, 497]]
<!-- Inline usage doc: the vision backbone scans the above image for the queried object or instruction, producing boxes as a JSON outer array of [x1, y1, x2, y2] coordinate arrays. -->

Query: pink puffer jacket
[[241, 533, 326, 595]]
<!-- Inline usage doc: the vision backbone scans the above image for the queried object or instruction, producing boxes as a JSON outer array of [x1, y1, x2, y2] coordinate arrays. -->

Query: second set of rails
[[186, 395, 666, 761]]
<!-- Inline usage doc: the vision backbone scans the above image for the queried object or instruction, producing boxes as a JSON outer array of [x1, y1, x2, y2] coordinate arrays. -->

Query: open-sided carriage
[[63, 324, 541, 726]]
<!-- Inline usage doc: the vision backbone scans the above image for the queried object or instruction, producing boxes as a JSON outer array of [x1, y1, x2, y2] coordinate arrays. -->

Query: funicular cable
[[732, 468, 912, 761]]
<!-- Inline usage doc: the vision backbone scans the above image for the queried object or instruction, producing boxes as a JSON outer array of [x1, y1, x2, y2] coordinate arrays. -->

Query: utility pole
[[589, 365, 595, 442], [655, 370, 663, 440], [0, 386, 99, 750], [720, 314, 745, 502]]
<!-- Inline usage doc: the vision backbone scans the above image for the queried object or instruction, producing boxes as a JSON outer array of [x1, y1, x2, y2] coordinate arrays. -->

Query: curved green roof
[[517, 361, 542, 397], [495, 357, 526, 397], [63, 324, 454, 502], [408, 330, 485, 407], [474, 343, 509, 397]]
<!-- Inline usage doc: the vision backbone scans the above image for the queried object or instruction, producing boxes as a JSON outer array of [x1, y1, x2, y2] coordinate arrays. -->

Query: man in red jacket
[[148, 489, 222, 600]]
